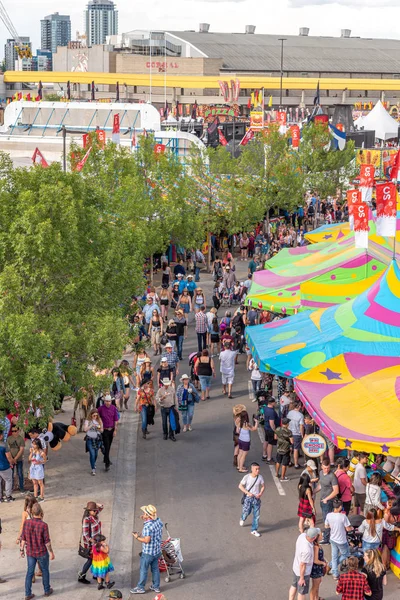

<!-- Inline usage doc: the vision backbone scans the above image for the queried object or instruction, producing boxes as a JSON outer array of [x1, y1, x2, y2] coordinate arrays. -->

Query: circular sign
[[301, 433, 327, 458]]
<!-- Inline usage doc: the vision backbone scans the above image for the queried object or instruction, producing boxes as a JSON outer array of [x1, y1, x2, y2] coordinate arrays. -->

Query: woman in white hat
[[176, 374, 200, 432]]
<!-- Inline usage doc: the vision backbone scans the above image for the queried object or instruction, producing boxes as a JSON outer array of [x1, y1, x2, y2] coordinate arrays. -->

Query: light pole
[[278, 38, 287, 109], [59, 126, 89, 172]]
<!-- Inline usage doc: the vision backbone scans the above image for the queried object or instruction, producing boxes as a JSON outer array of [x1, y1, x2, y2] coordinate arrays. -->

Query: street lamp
[[58, 126, 90, 172], [278, 38, 287, 109]]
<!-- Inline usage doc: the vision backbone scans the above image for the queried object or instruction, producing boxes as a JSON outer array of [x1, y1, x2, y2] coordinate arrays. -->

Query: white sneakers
[[239, 520, 244, 526], [251, 530, 261, 537]]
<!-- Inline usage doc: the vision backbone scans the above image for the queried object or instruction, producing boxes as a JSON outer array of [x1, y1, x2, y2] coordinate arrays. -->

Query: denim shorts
[[199, 375, 212, 390]]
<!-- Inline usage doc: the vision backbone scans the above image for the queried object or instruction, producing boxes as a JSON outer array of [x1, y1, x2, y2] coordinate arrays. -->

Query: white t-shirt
[[325, 512, 351, 545], [287, 410, 305, 437], [219, 350, 237, 375], [280, 393, 291, 408], [354, 463, 367, 494], [240, 474, 265, 496], [292, 533, 314, 577]]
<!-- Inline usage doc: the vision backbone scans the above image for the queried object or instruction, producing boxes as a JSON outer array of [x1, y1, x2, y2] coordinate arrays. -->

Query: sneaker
[[5, 496, 15, 502], [38, 497, 45, 503], [280, 477, 290, 482], [106, 582, 115, 589], [91, 470, 96, 476], [78, 576, 91, 585], [251, 530, 261, 537], [320, 539, 330, 545], [98, 583, 105, 590], [130, 588, 145, 594], [150, 585, 161, 593], [239, 520, 244, 527], [294, 464, 302, 470], [188, 425, 192, 431], [182, 425, 187, 433]]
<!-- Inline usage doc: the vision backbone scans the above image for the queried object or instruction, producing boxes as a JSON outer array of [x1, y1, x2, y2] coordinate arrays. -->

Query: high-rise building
[[4, 37, 31, 71], [85, 0, 118, 47], [41, 13, 71, 54]]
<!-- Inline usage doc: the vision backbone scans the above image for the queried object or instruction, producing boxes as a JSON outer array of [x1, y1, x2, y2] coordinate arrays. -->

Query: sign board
[[301, 434, 327, 458]]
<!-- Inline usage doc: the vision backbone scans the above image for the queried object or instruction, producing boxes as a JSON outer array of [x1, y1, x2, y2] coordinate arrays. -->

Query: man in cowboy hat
[[185, 274, 197, 299], [174, 309, 187, 361], [160, 343, 179, 380], [155, 379, 177, 441], [131, 505, 164, 595]]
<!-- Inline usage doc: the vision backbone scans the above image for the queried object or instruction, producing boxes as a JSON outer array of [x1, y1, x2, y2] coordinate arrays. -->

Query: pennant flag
[[290, 125, 300, 148], [353, 202, 369, 249], [328, 123, 346, 150], [75, 146, 92, 172], [376, 183, 397, 237], [247, 97, 251, 109], [346, 188, 361, 231], [313, 80, 320, 106], [218, 129, 228, 146], [239, 128, 254, 146], [359, 164, 375, 204], [390, 149, 400, 183], [32, 147, 49, 168], [268, 95, 273, 107], [26, 93, 31, 101]]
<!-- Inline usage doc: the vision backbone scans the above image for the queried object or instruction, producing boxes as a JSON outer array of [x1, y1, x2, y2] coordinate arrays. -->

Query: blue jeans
[[252, 379, 261, 393], [195, 266, 200, 281], [241, 496, 261, 532], [86, 438, 99, 470], [330, 540, 350, 577], [362, 540, 380, 551], [321, 499, 334, 541], [26, 553, 51, 596], [177, 335, 184, 360], [197, 332, 207, 352], [16, 460, 24, 490], [182, 403, 195, 425], [141, 404, 148, 432], [137, 552, 161, 590]]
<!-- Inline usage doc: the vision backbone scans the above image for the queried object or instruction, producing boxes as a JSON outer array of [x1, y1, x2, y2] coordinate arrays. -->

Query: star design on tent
[[320, 368, 342, 381], [345, 439, 352, 448], [381, 444, 390, 453], [323, 234, 333, 240]]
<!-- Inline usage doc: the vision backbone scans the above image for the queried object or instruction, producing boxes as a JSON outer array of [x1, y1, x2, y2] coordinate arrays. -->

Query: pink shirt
[[336, 471, 352, 502]]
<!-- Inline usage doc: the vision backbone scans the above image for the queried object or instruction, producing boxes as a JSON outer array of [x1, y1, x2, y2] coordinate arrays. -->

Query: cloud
[[289, 0, 400, 6]]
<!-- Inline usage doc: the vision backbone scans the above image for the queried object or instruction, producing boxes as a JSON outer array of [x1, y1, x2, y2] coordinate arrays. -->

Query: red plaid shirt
[[82, 514, 102, 548], [21, 518, 50, 558], [336, 571, 372, 600], [195, 311, 207, 334]]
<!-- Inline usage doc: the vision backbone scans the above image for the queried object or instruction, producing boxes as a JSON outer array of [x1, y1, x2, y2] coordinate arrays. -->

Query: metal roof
[[168, 32, 400, 74]]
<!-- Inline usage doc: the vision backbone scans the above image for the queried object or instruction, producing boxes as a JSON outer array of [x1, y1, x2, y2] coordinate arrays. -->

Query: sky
[[1, 0, 400, 53]]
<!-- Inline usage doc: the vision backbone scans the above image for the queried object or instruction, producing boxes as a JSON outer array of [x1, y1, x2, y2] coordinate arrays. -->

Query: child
[[91, 534, 115, 590], [29, 438, 46, 502], [232, 283, 241, 303]]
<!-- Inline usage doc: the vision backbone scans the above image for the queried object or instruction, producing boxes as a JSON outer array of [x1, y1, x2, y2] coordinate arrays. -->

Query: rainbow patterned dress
[[91, 546, 114, 579]]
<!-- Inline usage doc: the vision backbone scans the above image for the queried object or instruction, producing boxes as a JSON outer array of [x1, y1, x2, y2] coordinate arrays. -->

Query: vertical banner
[[218, 129, 228, 146], [353, 202, 369, 249], [290, 125, 300, 148], [376, 183, 397, 237], [75, 147, 92, 172], [276, 111, 287, 126], [359, 164, 375, 204], [154, 143, 166, 155], [112, 114, 120, 145], [239, 129, 255, 146], [96, 129, 106, 148], [346, 189, 361, 231]]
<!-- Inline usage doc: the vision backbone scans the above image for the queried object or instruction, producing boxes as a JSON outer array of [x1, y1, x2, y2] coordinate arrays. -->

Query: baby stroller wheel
[[165, 577, 170, 583]]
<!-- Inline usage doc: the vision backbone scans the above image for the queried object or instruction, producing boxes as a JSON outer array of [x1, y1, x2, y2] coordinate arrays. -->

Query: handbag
[[241, 475, 259, 505], [78, 523, 91, 559], [160, 333, 168, 346]]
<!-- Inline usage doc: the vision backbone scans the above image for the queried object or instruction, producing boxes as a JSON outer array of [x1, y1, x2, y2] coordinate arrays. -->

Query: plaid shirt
[[336, 571, 372, 600], [195, 311, 208, 334], [161, 350, 179, 369], [82, 514, 102, 548], [21, 518, 50, 558], [141, 518, 163, 556]]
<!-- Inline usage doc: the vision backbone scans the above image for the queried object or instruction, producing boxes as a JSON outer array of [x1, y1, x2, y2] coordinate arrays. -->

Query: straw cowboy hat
[[162, 378, 172, 386], [233, 404, 246, 416], [180, 374, 190, 381], [140, 504, 157, 519]]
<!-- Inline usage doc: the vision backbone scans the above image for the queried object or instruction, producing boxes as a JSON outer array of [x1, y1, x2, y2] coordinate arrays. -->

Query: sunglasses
[[11, 429, 18, 432]]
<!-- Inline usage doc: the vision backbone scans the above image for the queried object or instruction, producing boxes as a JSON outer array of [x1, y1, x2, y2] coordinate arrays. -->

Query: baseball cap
[[307, 527, 321, 539], [306, 460, 317, 470]]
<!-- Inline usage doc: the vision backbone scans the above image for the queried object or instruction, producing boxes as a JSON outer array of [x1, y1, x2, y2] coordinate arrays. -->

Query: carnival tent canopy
[[354, 100, 399, 141], [246, 260, 400, 377], [305, 222, 350, 244], [295, 353, 400, 456]]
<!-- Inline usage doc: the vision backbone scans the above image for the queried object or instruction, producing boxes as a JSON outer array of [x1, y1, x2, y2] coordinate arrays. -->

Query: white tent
[[354, 100, 399, 140]]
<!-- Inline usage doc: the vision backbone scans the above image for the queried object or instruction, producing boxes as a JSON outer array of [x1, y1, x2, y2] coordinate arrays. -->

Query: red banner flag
[[276, 111, 287, 126], [154, 143, 166, 155], [346, 189, 361, 215], [390, 150, 400, 182], [75, 146, 92, 172], [376, 182, 397, 237], [32, 147, 49, 168], [290, 125, 300, 148], [359, 164, 375, 188], [218, 129, 228, 146], [239, 129, 254, 146], [96, 129, 106, 148], [112, 114, 120, 145], [353, 203, 369, 231]]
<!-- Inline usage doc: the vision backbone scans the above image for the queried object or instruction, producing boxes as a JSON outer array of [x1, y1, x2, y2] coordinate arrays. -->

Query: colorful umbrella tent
[[246, 260, 400, 378], [294, 353, 400, 456], [305, 222, 350, 244]]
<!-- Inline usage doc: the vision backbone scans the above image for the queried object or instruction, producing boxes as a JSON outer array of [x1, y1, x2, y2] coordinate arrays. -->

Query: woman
[[149, 309, 163, 355], [176, 374, 200, 432], [78, 501, 104, 585], [310, 531, 327, 600], [159, 286, 170, 322], [174, 309, 187, 361], [171, 282, 180, 311], [240, 233, 249, 261], [157, 357, 173, 388], [213, 255, 223, 282], [362, 549, 387, 600], [83, 408, 104, 475], [195, 349, 216, 401], [139, 359, 154, 387], [365, 473, 384, 516], [120, 360, 135, 410], [381, 500, 399, 569], [248, 357, 262, 393], [147, 286, 159, 305], [17, 496, 39, 544], [232, 404, 246, 468], [133, 348, 150, 389], [222, 249, 233, 266], [335, 458, 353, 515], [110, 368, 125, 410], [357, 508, 400, 551], [177, 288, 192, 315], [29, 439, 46, 502], [165, 319, 178, 350], [161, 262, 171, 289], [297, 474, 315, 533], [210, 317, 221, 357], [193, 288, 205, 312], [135, 381, 155, 439], [235, 411, 258, 473]]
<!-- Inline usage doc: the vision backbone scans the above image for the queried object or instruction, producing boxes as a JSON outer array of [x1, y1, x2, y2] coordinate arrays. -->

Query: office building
[[85, 0, 118, 47], [4, 37, 31, 71], [41, 13, 71, 54]]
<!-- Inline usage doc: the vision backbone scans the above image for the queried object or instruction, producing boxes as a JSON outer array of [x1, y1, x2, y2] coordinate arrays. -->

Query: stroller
[[188, 351, 200, 388], [158, 523, 185, 583]]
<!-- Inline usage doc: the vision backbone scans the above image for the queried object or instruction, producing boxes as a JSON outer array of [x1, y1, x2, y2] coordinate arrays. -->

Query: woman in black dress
[[362, 549, 387, 600], [310, 532, 327, 600]]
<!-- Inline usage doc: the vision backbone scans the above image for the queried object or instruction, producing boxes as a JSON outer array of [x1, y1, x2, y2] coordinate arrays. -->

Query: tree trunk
[[207, 231, 212, 273], [150, 254, 154, 286]]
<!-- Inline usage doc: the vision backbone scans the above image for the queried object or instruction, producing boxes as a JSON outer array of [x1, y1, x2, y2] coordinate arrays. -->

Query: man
[[194, 248, 205, 282], [248, 232, 255, 258], [353, 452, 368, 513], [161, 343, 179, 379], [131, 505, 164, 595], [173, 259, 186, 278], [156, 379, 177, 441], [325, 499, 352, 580], [8, 424, 25, 493], [289, 527, 321, 600], [243, 273, 252, 294], [287, 402, 305, 469], [219, 340, 237, 398], [248, 255, 259, 276], [143, 298, 161, 333], [195, 305, 208, 353], [185, 274, 197, 299], [319, 458, 339, 544], [0, 429, 14, 502], [274, 417, 293, 482], [20, 503, 55, 599], [262, 396, 279, 464], [98, 394, 119, 472], [174, 310, 187, 361], [247, 305, 259, 327], [239, 462, 265, 538], [336, 556, 372, 598], [223, 265, 236, 299]]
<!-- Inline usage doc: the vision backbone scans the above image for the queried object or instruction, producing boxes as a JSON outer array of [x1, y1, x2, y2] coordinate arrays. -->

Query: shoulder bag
[[78, 518, 91, 559], [241, 475, 259, 505]]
